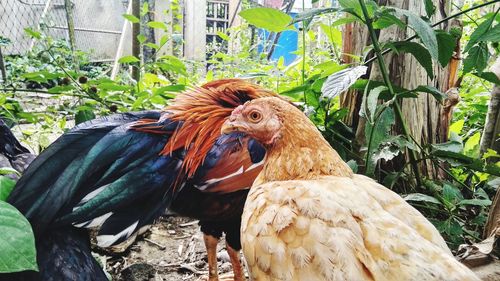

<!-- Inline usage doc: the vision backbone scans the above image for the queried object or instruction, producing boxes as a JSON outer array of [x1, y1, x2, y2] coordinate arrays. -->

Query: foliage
[[0, 183, 37, 273], [0, 0, 499, 253]]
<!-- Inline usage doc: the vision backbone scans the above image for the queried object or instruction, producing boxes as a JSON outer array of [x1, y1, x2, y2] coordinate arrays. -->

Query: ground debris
[[97, 216, 235, 281]]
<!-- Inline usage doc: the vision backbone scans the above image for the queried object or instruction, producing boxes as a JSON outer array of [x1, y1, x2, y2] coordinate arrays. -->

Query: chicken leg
[[199, 234, 245, 281], [203, 233, 220, 281]]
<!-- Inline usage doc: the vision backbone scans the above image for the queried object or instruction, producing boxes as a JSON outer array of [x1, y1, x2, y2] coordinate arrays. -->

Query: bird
[[1, 79, 278, 281], [0, 119, 36, 178], [221, 97, 480, 281]]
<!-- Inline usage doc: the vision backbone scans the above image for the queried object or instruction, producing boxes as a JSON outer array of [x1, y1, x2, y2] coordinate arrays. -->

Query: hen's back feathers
[[242, 176, 479, 281]]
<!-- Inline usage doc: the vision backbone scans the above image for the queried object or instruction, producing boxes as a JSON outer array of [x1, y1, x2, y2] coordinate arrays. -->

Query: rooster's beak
[[221, 119, 247, 135]]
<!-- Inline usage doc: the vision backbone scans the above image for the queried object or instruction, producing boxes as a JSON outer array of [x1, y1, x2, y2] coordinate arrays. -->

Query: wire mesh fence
[[0, 0, 129, 61]]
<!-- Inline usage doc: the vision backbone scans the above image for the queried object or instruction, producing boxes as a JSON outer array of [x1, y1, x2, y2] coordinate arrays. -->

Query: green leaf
[[0, 201, 38, 273], [449, 120, 464, 137], [137, 34, 147, 44], [239, 8, 293, 33], [414, 85, 446, 102], [404, 193, 442, 205], [147, 21, 168, 30], [75, 109, 95, 125], [0, 176, 16, 201], [331, 16, 358, 27], [319, 24, 342, 47], [123, 14, 140, 23], [0, 168, 20, 176], [464, 132, 481, 158], [144, 42, 160, 50], [141, 2, 149, 16], [47, 85, 75, 94], [392, 8, 439, 60], [24, 28, 41, 39], [365, 108, 395, 176], [118, 55, 140, 64], [463, 44, 489, 74], [478, 24, 500, 42], [362, 86, 386, 122], [216, 31, 229, 41], [97, 83, 132, 91], [391, 41, 433, 78], [431, 150, 500, 177], [459, 199, 492, 207], [432, 132, 463, 153], [424, 0, 436, 18], [373, 12, 405, 29], [465, 15, 495, 52], [346, 160, 358, 173], [291, 7, 339, 25], [436, 31, 456, 67], [473, 71, 500, 85], [443, 184, 463, 205]]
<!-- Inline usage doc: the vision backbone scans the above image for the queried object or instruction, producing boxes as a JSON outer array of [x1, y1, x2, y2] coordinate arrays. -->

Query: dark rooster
[[1, 79, 278, 281], [0, 119, 36, 177]]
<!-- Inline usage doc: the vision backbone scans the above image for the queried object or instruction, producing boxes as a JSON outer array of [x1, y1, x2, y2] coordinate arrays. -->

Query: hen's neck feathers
[[255, 99, 353, 185]]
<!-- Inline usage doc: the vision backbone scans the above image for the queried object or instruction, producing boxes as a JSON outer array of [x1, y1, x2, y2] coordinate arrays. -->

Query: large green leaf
[[465, 15, 495, 52], [391, 41, 433, 78], [0, 176, 16, 201], [478, 23, 500, 42], [392, 8, 439, 60], [463, 44, 489, 74], [0, 201, 38, 273], [436, 31, 456, 67], [365, 108, 395, 176], [239, 8, 293, 33]]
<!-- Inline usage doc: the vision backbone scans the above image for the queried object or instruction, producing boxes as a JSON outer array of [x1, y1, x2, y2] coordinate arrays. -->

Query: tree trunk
[[341, 0, 461, 178], [480, 57, 500, 158]]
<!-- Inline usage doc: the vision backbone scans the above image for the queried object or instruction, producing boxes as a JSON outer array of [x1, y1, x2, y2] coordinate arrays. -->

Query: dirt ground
[[98, 216, 236, 281]]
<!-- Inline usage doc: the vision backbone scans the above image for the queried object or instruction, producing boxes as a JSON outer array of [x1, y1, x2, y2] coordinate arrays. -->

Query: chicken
[[1, 79, 277, 281], [0, 119, 36, 178], [221, 97, 480, 281]]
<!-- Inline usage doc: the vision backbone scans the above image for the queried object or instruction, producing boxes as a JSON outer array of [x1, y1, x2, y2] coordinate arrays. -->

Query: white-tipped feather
[[96, 221, 139, 247], [73, 212, 113, 228]]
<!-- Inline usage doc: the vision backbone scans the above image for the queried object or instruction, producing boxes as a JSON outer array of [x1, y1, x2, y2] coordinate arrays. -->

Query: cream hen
[[221, 97, 479, 281]]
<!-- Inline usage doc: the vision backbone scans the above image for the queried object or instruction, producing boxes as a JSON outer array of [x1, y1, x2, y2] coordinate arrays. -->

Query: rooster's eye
[[248, 110, 262, 122]]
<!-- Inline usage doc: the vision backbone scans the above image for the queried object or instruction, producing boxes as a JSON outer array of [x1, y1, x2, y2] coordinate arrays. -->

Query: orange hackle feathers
[[133, 79, 278, 179]]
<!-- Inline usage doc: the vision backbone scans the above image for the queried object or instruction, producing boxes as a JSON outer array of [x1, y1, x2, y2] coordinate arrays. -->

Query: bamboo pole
[[111, 1, 133, 80]]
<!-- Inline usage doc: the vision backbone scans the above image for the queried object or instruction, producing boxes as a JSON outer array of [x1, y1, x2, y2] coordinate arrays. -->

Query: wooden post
[[64, 0, 76, 50], [64, 0, 77, 59], [0, 46, 6, 83], [132, 0, 141, 81], [184, 0, 206, 61]]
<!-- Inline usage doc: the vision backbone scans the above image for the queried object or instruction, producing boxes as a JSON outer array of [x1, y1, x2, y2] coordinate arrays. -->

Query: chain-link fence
[[0, 0, 130, 61]]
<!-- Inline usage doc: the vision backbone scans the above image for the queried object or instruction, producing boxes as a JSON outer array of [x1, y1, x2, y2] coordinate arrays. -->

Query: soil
[[98, 216, 236, 281]]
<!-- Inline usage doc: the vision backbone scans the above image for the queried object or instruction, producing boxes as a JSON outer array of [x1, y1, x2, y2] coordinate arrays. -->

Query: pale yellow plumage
[[242, 175, 478, 281], [221, 97, 480, 281]]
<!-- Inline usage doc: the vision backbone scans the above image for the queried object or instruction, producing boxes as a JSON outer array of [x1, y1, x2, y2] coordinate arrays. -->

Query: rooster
[[2, 79, 277, 281], [0, 119, 35, 177], [221, 97, 480, 281]]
